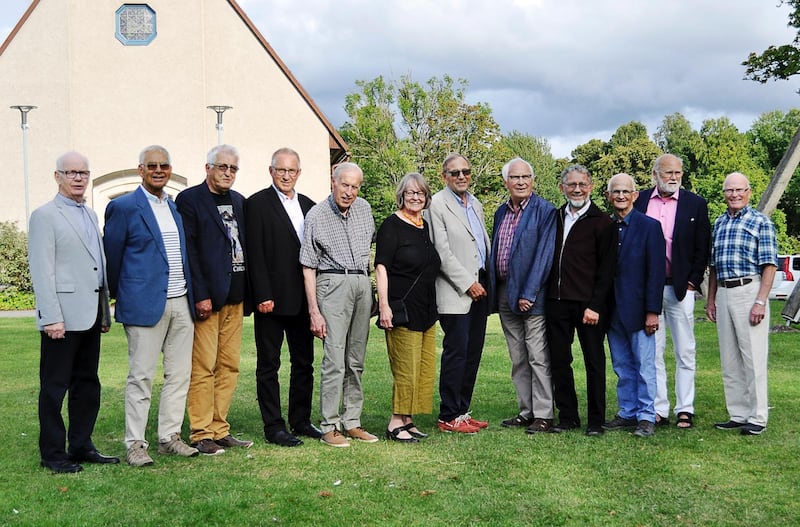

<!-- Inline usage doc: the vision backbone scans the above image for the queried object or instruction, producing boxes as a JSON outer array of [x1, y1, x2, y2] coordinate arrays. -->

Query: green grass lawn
[[1, 304, 798, 526]]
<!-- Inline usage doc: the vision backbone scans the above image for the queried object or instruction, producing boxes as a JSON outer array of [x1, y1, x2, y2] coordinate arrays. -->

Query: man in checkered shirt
[[300, 162, 377, 447], [706, 172, 777, 436]]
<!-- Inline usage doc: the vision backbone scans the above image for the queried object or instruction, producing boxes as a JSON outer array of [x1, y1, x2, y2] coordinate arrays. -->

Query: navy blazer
[[175, 182, 248, 313], [104, 187, 194, 326], [245, 186, 314, 317], [488, 195, 557, 315], [612, 208, 666, 333], [634, 188, 710, 301]]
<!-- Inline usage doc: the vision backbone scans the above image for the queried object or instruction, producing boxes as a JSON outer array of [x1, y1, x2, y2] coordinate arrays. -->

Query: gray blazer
[[428, 188, 490, 315], [28, 196, 111, 331]]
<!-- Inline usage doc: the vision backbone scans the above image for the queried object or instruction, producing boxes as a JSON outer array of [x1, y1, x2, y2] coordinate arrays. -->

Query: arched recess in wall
[[91, 169, 188, 226]]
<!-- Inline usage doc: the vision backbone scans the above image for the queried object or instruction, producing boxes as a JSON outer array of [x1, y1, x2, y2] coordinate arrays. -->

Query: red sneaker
[[438, 416, 479, 434], [463, 413, 488, 429]]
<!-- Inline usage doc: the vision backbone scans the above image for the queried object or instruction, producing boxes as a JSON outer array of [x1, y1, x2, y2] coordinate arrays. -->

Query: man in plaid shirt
[[706, 172, 777, 436]]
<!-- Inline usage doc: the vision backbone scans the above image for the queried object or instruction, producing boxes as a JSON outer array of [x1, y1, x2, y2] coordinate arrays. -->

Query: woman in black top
[[375, 173, 441, 442]]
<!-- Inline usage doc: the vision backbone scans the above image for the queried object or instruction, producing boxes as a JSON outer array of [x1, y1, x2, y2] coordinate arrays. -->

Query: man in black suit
[[634, 154, 710, 430], [245, 147, 321, 447], [176, 144, 253, 454]]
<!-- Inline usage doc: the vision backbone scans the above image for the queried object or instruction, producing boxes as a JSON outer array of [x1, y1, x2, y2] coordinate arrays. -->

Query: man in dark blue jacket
[[603, 173, 665, 438], [176, 144, 252, 455]]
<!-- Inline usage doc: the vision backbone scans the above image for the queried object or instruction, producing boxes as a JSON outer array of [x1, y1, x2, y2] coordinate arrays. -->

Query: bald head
[[606, 173, 638, 219], [722, 172, 752, 215]]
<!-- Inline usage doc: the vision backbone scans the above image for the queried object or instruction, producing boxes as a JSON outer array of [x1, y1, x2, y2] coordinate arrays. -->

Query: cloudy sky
[[3, 0, 799, 157]]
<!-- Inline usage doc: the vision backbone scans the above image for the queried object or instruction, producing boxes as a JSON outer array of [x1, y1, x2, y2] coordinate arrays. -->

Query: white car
[[769, 255, 800, 301]]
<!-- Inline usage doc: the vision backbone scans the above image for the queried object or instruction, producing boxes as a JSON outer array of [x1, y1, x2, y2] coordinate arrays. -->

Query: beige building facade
[[1, 0, 347, 229]]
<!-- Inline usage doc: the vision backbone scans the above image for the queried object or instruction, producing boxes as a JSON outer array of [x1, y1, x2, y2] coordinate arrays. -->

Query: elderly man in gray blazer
[[28, 151, 117, 473], [428, 153, 491, 434]]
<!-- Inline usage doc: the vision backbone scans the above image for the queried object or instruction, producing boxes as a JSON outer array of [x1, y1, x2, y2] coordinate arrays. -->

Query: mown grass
[[0, 303, 798, 526]]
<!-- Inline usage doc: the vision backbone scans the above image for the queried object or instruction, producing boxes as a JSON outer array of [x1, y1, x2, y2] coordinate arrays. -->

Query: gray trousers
[[317, 274, 372, 433], [498, 282, 554, 420]]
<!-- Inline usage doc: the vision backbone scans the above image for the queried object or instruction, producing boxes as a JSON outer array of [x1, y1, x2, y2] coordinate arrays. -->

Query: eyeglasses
[[212, 163, 239, 174], [272, 167, 298, 177], [403, 190, 426, 198], [564, 181, 590, 190], [609, 189, 633, 196], [143, 163, 171, 171], [445, 168, 472, 178], [508, 174, 532, 182], [723, 188, 750, 195], [57, 170, 90, 180]]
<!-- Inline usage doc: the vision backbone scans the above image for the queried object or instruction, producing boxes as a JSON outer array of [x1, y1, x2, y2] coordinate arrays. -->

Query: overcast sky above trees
[[3, 0, 799, 157]]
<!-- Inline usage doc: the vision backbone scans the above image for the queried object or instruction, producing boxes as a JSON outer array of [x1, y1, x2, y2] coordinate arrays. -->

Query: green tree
[[742, 0, 800, 89], [341, 74, 512, 229], [653, 112, 704, 187], [748, 109, 800, 239], [503, 131, 561, 206], [0, 221, 31, 293], [340, 76, 415, 224]]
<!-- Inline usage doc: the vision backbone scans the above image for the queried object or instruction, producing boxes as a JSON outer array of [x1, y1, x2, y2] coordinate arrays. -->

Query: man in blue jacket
[[104, 145, 199, 466], [603, 173, 665, 438], [489, 158, 557, 434], [176, 144, 252, 454]]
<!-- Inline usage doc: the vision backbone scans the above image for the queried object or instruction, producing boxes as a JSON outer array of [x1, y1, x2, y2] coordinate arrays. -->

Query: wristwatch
[[754, 299, 766, 306]]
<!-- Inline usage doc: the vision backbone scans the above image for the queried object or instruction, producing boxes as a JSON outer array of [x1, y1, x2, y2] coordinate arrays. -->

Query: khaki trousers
[[187, 302, 243, 442], [124, 295, 194, 448], [385, 325, 437, 415]]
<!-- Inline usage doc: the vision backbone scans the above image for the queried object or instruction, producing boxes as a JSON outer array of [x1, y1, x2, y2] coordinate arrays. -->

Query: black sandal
[[676, 412, 694, 429], [402, 422, 428, 439], [385, 426, 418, 443]]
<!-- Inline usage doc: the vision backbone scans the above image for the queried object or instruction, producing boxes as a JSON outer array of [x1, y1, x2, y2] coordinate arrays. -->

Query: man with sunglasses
[[428, 153, 491, 434], [175, 144, 253, 454], [29, 151, 117, 473], [105, 145, 199, 466]]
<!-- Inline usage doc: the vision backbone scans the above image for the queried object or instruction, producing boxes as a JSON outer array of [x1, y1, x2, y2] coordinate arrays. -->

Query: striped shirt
[[299, 195, 375, 271], [144, 188, 187, 298], [710, 206, 777, 281], [495, 198, 528, 279]]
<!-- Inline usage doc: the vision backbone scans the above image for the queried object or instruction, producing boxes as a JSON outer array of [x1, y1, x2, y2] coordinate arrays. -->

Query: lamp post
[[207, 105, 232, 145], [10, 105, 36, 228]]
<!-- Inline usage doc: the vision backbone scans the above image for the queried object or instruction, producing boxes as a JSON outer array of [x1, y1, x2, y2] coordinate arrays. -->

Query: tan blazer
[[428, 188, 490, 315], [28, 197, 111, 331]]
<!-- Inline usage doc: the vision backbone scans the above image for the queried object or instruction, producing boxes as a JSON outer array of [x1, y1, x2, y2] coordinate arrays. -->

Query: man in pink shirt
[[634, 154, 710, 429]]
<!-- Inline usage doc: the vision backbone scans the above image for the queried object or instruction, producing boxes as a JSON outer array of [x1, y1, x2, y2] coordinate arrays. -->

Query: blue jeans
[[607, 313, 656, 423]]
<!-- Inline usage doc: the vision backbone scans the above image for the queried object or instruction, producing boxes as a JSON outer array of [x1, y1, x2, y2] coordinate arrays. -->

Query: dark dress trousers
[[245, 186, 316, 433]]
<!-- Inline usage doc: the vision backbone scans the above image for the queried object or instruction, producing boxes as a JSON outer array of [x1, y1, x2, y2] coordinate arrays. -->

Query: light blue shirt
[[447, 187, 486, 269]]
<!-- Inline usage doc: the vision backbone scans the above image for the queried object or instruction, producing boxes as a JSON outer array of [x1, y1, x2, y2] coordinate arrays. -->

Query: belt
[[318, 269, 366, 275], [665, 277, 673, 285], [719, 278, 753, 289]]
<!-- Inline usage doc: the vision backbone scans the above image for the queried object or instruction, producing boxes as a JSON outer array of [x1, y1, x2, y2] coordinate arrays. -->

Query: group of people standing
[[28, 145, 777, 473]]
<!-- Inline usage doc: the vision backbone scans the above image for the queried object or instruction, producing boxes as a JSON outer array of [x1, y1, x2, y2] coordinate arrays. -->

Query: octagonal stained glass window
[[115, 4, 157, 46]]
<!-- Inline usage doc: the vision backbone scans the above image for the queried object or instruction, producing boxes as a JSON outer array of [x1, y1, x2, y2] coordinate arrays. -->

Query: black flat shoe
[[291, 423, 323, 439], [385, 426, 418, 443], [402, 422, 428, 439], [69, 449, 120, 464], [266, 429, 303, 447], [41, 459, 83, 474]]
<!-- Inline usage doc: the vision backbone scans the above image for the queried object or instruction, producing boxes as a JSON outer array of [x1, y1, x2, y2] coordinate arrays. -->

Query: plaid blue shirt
[[710, 206, 777, 281]]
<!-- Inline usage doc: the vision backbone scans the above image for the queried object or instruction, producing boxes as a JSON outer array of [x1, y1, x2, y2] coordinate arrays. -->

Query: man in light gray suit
[[28, 151, 117, 473], [428, 153, 491, 434]]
